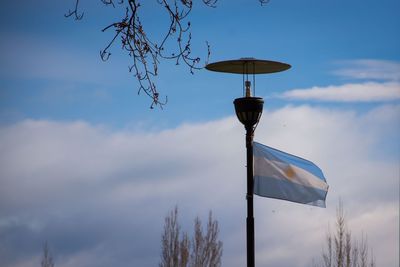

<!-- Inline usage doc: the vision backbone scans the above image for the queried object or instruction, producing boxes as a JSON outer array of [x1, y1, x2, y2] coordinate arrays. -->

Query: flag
[[253, 142, 328, 207]]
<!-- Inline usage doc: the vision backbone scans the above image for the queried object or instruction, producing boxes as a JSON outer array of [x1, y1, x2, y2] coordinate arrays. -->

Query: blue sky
[[1, 0, 399, 127], [0, 1, 399, 267]]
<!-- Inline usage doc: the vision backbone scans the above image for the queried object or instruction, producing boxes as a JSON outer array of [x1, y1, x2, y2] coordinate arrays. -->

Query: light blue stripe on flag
[[253, 142, 329, 207]]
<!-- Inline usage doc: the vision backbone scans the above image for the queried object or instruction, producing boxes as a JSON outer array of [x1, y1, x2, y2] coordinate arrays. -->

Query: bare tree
[[191, 211, 222, 267], [314, 201, 375, 267], [160, 207, 181, 267], [41, 242, 55, 267], [66, 0, 270, 108], [160, 206, 222, 267]]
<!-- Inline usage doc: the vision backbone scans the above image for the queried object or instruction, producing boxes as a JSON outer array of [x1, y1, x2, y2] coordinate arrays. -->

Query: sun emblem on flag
[[284, 165, 296, 180]]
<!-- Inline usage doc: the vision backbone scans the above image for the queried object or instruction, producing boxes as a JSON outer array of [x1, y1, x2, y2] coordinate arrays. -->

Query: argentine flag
[[253, 142, 328, 207]]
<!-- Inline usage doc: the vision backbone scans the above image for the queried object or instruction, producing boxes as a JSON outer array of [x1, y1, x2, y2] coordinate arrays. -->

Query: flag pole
[[234, 92, 264, 267], [246, 124, 255, 267]]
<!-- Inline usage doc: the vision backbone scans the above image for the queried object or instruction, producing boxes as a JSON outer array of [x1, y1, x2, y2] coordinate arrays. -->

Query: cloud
[[279, 60, 400, 103], [279, 82, 400, 102], [333, 59, 400, 81], [0, 105, 399, 267]]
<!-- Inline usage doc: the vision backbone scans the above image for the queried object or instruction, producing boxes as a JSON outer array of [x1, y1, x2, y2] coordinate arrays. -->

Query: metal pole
[[245, 125, 255, 267]]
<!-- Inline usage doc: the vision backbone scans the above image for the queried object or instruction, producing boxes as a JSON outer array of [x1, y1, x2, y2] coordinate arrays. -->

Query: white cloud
[[280, 82, 400, 102], [333, 59, 400, 81], [0, 105, 399, 267], [281, 60, 400, 103]]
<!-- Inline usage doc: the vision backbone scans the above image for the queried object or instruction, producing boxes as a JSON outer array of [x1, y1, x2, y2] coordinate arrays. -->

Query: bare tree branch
[[259, 0, 270, 6], [160, 206, 181, 267], [41, 242, 55, 267], [313, 202, 376, 267], [66, 0, 268, 108], [65, 0, 84, 20], [160, 207, 222, 267]]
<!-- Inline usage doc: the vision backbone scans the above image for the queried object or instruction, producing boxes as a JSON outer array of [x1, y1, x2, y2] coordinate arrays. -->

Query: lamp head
[[205, 58, 290, 128], [233, 97, 264, 128]]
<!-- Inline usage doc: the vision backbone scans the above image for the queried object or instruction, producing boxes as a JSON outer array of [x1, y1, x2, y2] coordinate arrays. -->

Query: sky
[[0, 0, 399, 266]]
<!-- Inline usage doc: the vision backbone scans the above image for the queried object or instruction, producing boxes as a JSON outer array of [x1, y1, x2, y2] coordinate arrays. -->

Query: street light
[[205, 58, 290, 267]]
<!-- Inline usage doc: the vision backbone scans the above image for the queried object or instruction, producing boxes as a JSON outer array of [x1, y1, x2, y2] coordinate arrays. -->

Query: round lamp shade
[[206, 58, 291, 74]]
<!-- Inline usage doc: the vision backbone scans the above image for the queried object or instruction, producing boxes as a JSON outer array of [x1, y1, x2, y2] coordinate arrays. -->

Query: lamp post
[[206, 58, 290, 267]]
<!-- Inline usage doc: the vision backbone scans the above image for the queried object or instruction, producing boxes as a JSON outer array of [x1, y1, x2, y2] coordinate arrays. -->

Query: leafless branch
[[259, 0, 270, 6], [65, 0, 84, 20], [160, 207, 222, 267], [313, 201, 376, 267], [66, 0, 268, 108], [41, 242, 55, 267]]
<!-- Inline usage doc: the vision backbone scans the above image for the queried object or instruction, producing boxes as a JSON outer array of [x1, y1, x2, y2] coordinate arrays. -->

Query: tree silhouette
[[160, 206, 223, 267], [313, 202, 375, 267], [41, 242, 55, 267], [66, 0, 269, 108]]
